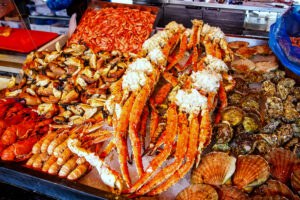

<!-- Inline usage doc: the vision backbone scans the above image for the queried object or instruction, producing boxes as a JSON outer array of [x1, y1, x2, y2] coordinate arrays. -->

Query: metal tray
[[0, 35, 298, 200]]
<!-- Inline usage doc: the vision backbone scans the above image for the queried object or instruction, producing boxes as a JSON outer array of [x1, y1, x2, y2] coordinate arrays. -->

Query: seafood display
[[69, 7, 156, 53], [0, 3, 300, 199]]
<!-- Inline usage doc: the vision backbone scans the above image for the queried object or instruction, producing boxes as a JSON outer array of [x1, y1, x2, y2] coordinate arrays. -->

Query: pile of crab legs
[[67, 19, 236, 196]]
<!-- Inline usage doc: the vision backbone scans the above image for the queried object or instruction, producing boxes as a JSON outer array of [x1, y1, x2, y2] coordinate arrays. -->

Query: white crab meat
[[5, 89, 22, 97], [175, 89, 207, 115], [122, 71, 147, 92], [68, 139, 122, 191], [205, 55, 228, 72], [37, 103, 55, 115], [36, 75, 50, 87], [148, 47, 166, 66], [115, 103, 122, 120], [45, 52, 60, 63], [80, 104, 98, 119], [191, 70, 222, 93], [26, 88, 36, 96], [128, 58, 153, 74]]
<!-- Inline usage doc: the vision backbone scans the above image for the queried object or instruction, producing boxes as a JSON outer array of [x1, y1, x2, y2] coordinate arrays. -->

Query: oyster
[[283, 101, 300, 123], [273, 70, 286, 83], [291, 168, 300, 195], [233, 155, 270, 191], [293, 119, 300, 137], [294, 87, 300, 100], [229, 92, 244, 105], [265, 148, 299, 184], [242, 113, 260, 133], [262, 80, 277, 96], [255, 139, 272, 154], [260, 121, 281, 134], [214, 123, 234, 144], [277, 78, 295, 100], [275, 124, 294, 146], [191, 152, 236, 186], [233, 77, 249, 94], [297, 102, 300, 113], [175, 184, 218, 200], [262, 71, 276, 81], [212, 143, 231, 152], [221, 106, 245, 126], [217, 185, 249, 200], [241, 97, 260, 113], [230, 133, 257, 156], [265, 97, 284, 119], [254, 180, 299, 200]]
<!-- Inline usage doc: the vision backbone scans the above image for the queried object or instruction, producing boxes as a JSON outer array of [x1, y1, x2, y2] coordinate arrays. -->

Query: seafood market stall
[[0, 1, 300, 200]]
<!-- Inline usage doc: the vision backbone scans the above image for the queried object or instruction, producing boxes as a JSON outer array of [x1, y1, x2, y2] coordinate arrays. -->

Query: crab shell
[[175, 184, 219, 200], [191, 152, 236, 186], [217, 185, 249, 200], [265, 148, 299, 184], [233, 155, 270, 192]]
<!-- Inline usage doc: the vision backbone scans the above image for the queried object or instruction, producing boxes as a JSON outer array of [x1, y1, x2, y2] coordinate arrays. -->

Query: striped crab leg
[[135, 111, 189, 195], [99, 139, 115, 158], [124, 103, 178, 194], [166, 34, 188, 71], [147, 112, 199, 196], [114, 93, 137, 188], [215, 81, 227, 124], [195, 104, 212, 167], [128, 82, 153, 178], [139, 106, 149, 151]]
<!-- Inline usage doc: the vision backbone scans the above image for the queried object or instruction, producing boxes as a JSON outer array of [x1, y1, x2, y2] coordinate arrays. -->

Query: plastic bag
[[269, 6, 300, 76]]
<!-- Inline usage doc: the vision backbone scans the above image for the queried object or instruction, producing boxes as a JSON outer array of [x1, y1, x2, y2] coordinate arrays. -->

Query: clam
[[175, 184, 219, 200], [242, 112, 260, 133], [221, 106, 245, 126], [254, 180, 299, 200], [217, 185, 249, 200], [291, 168, 300, 195], [191, 152, 236, 186], [233, 155, 270, 191], [265, 148, 299, 184]]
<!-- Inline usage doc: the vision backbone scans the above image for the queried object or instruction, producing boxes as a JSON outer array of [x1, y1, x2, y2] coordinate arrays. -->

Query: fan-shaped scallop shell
[[291, 168, 300, 195], [265, 148, 299, 184], [254, 180, 300, 200], [217, 185, 249, 200], [191, 152, 236, 186], [233, 155, 270, 191], [252, 195, 288, 200], [175, 184, 219, 200]]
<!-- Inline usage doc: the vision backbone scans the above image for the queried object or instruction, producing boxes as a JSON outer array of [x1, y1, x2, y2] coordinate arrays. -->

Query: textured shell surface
[[254, 180, 300, 200], [291, 168, 300, 195], [175, 184, 219, 200], [265, 148, 299, 184], [217, 185, 249, 200], [191, 152, 236, 186], [233, 155, 270, 191]]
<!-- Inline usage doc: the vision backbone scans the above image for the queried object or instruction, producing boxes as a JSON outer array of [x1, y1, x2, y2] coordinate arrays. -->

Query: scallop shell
[[191, 152, 236, 186], [254, 180, 300, 200], [231, 59, 256, 73], [265, 148, 299, 184], [255, 61, 278, 73], [217, 185, 249, 200], [233, 155, 270, 191], [175, 184, 219, 200], [291, 168, 300, 195], [252, 195, 288, 200]]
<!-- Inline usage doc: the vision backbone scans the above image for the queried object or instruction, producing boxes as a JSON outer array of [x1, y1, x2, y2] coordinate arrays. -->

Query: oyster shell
[[291, 168, 300, 195], [283, 101, 300, 123], [277, 78, 295, 100], [275, 124, 294, 146], [260, 121, 281, 134], [214, 123, 234, 144], [255, 139, 272, 154], [294, 87, 300, 100], [217, 185, 249, 200], [221, 106, 245, 126], [265, 97, 284, 119], [265, 148, 299, 184], [191, 152, 236, 186], [175, 184, 219, 200], [273, 70, 286, 83], [242, 97, 260, 113], [242, 113, 260, 133], [233, 155, 270, 191], [229, 92, 244, 105], [254, 180, 300, 200], [262, 80, 277, 96]]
